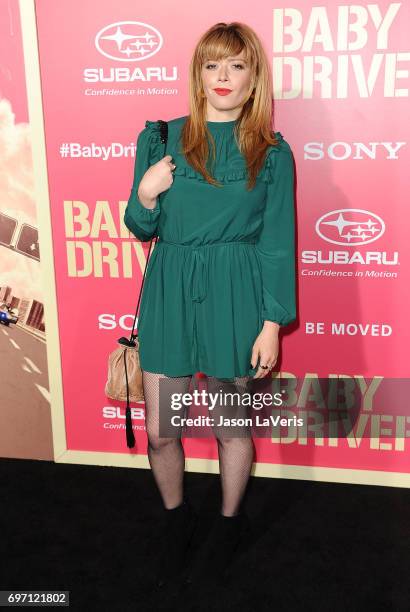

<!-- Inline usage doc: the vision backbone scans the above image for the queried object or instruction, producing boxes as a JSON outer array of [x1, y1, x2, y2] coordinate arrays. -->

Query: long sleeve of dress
[[255, 141, 296, 327], [124, 123, 161, 242]]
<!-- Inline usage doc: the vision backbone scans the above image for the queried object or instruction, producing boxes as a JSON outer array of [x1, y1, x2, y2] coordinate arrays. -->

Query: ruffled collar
[[144, 119, 284, 184]]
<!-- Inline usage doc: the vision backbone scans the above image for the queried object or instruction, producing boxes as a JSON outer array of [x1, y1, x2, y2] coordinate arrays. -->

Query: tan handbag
[[105, 119, 168, 448]]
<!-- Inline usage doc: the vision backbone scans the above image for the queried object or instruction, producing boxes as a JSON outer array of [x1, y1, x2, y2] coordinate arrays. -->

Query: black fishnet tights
[[142, 369, 255, 516]]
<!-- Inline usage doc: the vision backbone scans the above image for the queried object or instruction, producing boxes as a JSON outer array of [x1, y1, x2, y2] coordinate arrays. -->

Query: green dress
[[124, 115, 296, 381]]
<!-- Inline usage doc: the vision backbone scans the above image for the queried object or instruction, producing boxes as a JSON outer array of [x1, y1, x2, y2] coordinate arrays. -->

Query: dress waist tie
[[158, 239, 256, 304]]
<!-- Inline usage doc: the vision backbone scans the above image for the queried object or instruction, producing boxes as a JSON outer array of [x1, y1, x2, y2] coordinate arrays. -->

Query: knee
[[147, 434, 179, 452], [215, 434, 254, 449], [214, 435, 235, 448]]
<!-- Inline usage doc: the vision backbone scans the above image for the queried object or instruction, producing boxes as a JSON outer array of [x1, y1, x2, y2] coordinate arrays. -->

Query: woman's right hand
[[137, 155, 176, 208]]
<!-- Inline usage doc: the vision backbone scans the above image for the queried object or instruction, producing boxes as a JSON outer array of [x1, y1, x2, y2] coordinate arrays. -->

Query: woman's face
[[201, 49, 253, 118]]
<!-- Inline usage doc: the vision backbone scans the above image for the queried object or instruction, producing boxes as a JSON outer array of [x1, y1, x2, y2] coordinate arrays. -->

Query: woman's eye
[[205, 63, 245, 70]]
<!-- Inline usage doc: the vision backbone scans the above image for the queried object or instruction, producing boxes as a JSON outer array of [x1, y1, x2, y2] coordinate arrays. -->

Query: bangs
[[198, 27, 249, 64]]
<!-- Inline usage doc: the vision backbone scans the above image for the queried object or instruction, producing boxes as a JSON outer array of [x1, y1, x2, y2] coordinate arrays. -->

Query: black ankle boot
[[185, 512, 249, 586], [155, 499, 197, 589]]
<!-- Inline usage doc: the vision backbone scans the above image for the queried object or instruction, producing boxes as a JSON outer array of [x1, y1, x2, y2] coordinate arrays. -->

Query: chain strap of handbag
[[119, 119, 168, 349]]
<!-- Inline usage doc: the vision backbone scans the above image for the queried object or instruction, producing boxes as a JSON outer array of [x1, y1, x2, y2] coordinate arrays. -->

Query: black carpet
[[1, 457, 409, 611]]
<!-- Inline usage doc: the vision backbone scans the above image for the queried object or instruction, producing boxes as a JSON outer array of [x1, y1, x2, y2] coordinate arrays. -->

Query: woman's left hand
[[251, 322, 280, 379]]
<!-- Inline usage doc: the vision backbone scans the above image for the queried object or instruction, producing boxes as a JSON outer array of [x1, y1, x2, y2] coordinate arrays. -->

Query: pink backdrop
[[35, 0, 410, 474]]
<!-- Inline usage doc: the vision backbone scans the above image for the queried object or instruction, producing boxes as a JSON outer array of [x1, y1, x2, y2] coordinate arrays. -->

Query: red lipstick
[[213, 88, 232, 96]]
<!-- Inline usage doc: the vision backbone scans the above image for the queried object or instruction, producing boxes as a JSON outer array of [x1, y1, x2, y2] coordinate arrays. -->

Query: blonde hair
[[181, 22, 279, 191]]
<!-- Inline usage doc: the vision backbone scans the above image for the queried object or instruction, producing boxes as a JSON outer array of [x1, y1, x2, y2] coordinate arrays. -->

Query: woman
[[124, 22, 296, 588]]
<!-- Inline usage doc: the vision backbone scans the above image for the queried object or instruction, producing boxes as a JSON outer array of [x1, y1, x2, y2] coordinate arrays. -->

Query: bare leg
[[207, 375, 255, 517], [142, 369, 193, 509]]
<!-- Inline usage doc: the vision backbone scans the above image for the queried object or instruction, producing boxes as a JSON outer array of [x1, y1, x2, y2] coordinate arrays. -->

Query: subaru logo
[[316, 209, 385, 246], [95, 21, 163, 62]]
